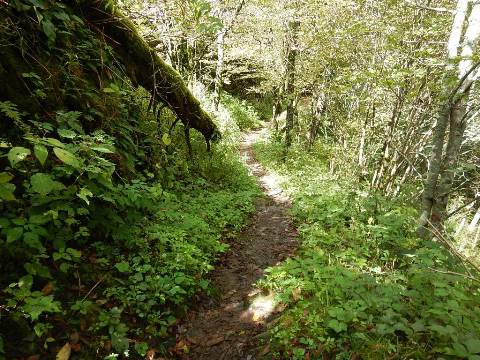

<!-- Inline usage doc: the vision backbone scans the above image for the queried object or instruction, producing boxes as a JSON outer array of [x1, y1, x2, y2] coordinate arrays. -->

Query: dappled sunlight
[[172, 130, 298, 359], [241, 129, 291, 205], [241, 292, 277, 323]]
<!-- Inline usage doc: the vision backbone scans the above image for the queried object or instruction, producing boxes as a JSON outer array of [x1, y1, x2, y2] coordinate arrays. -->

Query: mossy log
[[72, 0, 219, 142]]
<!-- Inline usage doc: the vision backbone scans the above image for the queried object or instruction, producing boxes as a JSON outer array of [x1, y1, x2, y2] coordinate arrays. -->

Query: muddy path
[[172, 130, 298, 360]]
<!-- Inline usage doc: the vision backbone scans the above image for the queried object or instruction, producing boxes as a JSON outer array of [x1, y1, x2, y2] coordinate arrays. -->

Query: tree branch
[[404, 0, 454, 14]]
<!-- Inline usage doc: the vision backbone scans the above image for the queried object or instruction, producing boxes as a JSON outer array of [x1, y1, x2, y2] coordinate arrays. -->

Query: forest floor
[[173, 129, 298, 359]]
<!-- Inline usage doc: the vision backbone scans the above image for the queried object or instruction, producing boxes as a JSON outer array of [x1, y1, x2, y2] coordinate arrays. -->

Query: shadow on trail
[[173, 129, 298, 360]]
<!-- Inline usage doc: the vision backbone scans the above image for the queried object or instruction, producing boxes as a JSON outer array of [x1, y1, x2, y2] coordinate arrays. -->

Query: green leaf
[[91, 146, 114, 153], [33, 323, 50, 337], [0, 218, 10, 228], [44, 138, 65, 148], [115, 261, 130, 273], [327, 319, 347, 333], [66, 248, 81, 258], [102, 87, 116, 93], [24, 232, 44, 251], [30, 173, 65, 195], [34, 144, 48, 166], [0, 183, 16, 201], [411, 320, 426, 333], [42, 19, 56, 44], [0, 101, 21, 121], [22, 295, 60, 321], [162, 133, 172, 146], [111, 331, 129, 354], [0, 172, 13, 184], [57, 128, 77, 139], [134, 342, 148, 356], [77, 187, 93, 205], [6, 227, 23, 243], [452, 342, 469, 357], [53, 148, 80, 168], [465, 339, 480, 354], [8, 147, 31, 167]]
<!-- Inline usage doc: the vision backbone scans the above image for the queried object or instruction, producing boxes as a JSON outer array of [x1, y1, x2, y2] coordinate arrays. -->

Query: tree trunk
[[308, 91, 327, 150], [283, 19, 300, 158], [73, 0, 218, 142], [213, 29, 225, 110], [447, 0, 469, 58], [418, 0, 480, 236], [430, 97, 469, 227], [213, 0, 246, 111], [272, 89, 283, 135]]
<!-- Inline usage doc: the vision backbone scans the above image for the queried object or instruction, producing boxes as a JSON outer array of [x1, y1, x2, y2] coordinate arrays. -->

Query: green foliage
[[221, 93, 263, 130], [254, 139, 480, 359], [0, 1, 260, 358]]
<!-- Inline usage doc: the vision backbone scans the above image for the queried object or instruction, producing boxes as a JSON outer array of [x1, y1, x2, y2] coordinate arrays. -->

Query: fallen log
[[72, 0, 219, 143]]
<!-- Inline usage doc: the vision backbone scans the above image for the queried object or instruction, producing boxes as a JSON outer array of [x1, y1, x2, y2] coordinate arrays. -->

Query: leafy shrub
[[221, 93, 263, 130], [0, 2, 260, 358], [254, 139, 480, 360]]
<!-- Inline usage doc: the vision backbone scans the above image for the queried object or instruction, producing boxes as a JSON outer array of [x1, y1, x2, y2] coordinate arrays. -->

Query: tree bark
[[418, 0, 480, 236], [272, 88, 283, 135], [213, 0, 246, 110], [283, 19, 300, 158], [213, 29, 225, 110], [308, 90, 326, 150], [73, 0, 218, 142]]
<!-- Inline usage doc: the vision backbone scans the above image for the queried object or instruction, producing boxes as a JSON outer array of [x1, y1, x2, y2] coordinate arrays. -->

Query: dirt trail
[[173, 130, 298, 360]]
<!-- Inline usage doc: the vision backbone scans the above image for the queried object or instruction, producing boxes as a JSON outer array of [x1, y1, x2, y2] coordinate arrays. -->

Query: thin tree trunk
[[213, 0, 246, 110], [283, 19, 300, 158], [430, 96, 469, 227], [272, 89, 282, 135], [447, 0, 469, 58], [308, 90, 326, 150], [418, 0, 480, 235], [213, 29, 225, 110]]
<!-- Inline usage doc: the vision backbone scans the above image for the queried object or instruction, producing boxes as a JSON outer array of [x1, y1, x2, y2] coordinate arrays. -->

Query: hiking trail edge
[[174, 129, 299, 360]]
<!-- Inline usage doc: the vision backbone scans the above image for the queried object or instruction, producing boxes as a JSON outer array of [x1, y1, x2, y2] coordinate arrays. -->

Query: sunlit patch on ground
[[241, 292, 276, 323], [241, 130, 291, 204]]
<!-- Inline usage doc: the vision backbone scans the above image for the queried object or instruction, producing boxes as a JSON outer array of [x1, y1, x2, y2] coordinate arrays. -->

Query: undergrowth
[[220, 93, 263, 131], [253, 137, 480, 360], [0, 2, 259, 358]]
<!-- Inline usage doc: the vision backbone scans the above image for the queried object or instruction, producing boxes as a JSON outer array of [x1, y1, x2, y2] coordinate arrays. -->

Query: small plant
[[254, 139, 480, 359]]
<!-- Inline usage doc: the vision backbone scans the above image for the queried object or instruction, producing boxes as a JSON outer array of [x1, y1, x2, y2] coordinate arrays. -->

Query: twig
[[404, 0, 454, 14], [81, 274, 107, 302], [425, 218, 480, 275], [446, 196, 479, 219], [427, 267, 480, 284]]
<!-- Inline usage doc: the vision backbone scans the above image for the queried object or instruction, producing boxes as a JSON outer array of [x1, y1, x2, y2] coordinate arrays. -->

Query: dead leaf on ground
[[41, 282, 54, 295], [187, 336, 200, 344], [70, 343, 81, 352], [56, 343, 71, 360], [260, 344, 270, 355], [174, 339, 189, 353], [145, 348, 156, 360], [69, 331, 79, 344], [206, 335, 224, 346], [275, 302, 287, 313], [26, 355, 40, 360], [292, 287, 302, 301]]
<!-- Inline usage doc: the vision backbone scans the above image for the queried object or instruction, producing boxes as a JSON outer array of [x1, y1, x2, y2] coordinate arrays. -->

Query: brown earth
[[171, 130, 298, 360]]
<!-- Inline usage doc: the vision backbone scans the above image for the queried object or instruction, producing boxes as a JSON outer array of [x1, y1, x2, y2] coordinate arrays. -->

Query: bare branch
[[404, 0, 454, 14]]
